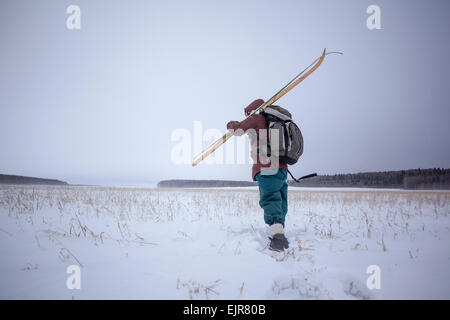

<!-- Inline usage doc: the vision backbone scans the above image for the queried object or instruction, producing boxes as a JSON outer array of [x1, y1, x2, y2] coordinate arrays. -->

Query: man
[[227, 99, 289, 252]]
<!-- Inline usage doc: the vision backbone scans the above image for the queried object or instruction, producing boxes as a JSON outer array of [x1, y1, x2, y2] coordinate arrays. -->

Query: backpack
[[261, 105, 304, 165]]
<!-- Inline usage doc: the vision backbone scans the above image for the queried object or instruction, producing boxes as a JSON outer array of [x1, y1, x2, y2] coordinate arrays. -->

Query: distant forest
[[289, 168, 450, 190], [158, 168, 450, 190], [0, 174, 68, 186], [1, 169, 449, 190]]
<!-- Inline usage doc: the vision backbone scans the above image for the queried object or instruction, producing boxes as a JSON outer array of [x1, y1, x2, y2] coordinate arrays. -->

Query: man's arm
[[227, 115, 263, 136]]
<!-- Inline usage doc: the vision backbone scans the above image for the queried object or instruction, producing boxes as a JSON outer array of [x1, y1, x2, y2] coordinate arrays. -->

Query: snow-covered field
[[0, 185, 449, 299]]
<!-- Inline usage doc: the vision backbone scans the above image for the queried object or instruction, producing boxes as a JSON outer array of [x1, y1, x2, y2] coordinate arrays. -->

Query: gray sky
[[1, 0, 449, 185]]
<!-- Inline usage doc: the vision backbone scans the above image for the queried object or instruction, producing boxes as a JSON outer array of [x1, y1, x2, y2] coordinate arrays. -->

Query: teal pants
[[255, 169, 288, 227]]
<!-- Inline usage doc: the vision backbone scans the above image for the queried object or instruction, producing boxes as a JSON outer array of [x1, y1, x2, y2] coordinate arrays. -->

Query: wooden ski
[[192, 48, 331, 167]]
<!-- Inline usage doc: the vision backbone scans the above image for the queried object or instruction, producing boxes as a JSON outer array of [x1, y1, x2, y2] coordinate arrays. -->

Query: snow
[[0, 185, 449, 299]]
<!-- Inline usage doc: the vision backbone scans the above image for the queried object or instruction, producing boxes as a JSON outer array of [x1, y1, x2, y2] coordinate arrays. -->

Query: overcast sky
[[1, 0, 449, 185]]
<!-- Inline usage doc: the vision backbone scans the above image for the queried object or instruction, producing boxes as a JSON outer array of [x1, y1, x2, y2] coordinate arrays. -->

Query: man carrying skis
[[227, 99, 290, 252]]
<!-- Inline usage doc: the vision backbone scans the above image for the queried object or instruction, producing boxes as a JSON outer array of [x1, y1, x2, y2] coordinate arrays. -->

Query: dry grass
[[0, 185, 448, 299], [176, 278, 221, 299], [0, 185, 448, 251]]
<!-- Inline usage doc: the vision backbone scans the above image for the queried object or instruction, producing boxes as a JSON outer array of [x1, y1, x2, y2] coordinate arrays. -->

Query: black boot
[[269, 233, 289, 252]]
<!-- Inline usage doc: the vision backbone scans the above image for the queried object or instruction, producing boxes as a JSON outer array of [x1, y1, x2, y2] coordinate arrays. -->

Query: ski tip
[[326, 51, 344, 56]]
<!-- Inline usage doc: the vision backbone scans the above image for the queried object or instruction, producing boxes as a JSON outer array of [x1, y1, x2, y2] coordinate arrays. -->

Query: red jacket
[[227, 99, 288, 181]]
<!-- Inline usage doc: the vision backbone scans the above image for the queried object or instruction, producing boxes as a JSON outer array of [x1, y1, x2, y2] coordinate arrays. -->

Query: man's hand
[[227, 120, 245, 136], [226, 120, 239, 133]]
